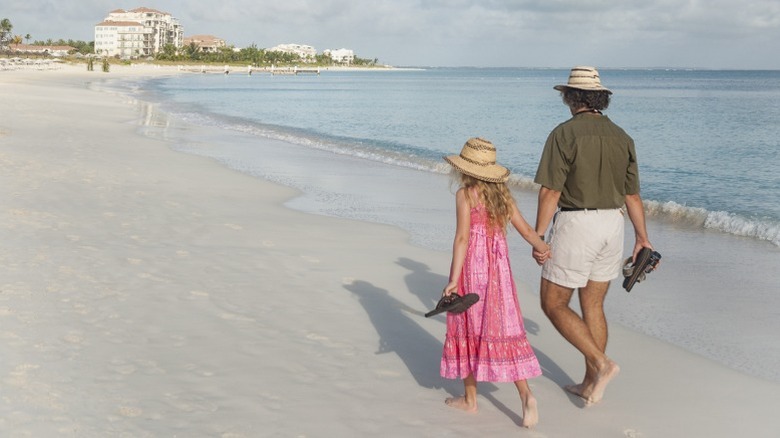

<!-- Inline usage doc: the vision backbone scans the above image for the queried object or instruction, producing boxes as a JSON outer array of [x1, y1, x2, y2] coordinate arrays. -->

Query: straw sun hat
[[444, 137, 510, 183], [554, 66, 612, 94]]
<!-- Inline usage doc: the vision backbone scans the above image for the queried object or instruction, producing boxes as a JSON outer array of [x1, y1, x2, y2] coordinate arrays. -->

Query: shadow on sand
[[345, 279, 524, 425], [394, 257, 576, 391], [346, 257, 589, 421]]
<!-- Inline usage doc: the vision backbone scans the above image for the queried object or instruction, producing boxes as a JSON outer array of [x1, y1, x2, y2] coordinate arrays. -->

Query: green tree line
[[1, 17, 93, 54], [2, 17, 378, 66], [156, 43, 378, 67]]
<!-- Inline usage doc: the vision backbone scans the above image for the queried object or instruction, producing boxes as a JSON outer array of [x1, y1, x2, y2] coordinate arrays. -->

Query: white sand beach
[[1, 63, 779, 437]]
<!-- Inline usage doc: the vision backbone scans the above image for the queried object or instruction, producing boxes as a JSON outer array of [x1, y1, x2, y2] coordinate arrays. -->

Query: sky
[[3, 0, 779, 69]]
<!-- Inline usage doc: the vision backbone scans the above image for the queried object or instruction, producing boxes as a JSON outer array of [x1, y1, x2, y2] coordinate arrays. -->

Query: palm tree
[[0, 18, 13, 49], [25, 33, 31, 44]]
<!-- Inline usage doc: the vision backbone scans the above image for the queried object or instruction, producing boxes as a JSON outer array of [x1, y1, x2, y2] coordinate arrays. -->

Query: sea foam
[[645, 200, 779, 246]]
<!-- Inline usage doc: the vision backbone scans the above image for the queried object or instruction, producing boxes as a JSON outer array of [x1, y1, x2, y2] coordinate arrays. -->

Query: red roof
[[96, 20, 144, 27], [129, 7, 168, 14], [9, 44, 76, 51]]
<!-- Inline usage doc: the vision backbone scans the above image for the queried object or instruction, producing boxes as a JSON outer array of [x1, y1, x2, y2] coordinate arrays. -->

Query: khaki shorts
[[542, 209, 625, 289]]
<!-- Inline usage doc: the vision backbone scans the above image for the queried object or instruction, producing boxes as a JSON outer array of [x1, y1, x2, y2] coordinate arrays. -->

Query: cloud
[[2, 0, 779, 68]]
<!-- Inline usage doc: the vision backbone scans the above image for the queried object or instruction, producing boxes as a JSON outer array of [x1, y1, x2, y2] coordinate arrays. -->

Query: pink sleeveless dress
[[440, 200, 542, 382]]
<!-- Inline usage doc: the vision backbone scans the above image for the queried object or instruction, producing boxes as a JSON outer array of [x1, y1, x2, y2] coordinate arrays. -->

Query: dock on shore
[[178, 65, 320, 76]]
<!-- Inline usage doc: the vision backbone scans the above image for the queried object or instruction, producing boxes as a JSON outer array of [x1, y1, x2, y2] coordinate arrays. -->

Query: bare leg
[[540, 278, 619, 404], [445, 374, 478, 412], [567, 280, 611, 397], [514, 379, 538, 428], [580, 280, 610, 351]]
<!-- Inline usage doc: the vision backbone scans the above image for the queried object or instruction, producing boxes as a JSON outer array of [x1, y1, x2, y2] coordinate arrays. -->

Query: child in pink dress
[[440, 138, 550, 428]]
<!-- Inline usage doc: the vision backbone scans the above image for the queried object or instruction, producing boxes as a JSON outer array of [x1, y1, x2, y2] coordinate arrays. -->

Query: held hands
[[532, 246, 551, 266]]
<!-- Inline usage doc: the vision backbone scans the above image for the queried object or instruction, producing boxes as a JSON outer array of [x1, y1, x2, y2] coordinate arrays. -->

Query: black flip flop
[[425, 293, 480, 317], [622, 247, 662, 292]]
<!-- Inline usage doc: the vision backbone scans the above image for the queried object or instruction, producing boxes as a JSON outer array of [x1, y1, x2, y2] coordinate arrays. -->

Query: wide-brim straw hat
[[444, 137, 510, 183], [554, 66, 612, 94]]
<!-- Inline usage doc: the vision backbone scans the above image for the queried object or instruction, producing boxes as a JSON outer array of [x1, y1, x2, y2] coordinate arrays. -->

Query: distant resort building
[[94, 7, 183, 58], [323, 48, 355, 65], [269, 43, 317, 62], [182, 35, 226, 53], [7, 44, 75, 57]]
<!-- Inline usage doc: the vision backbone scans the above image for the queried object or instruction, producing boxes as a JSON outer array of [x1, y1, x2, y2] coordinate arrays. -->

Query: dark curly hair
[[561, 88, 611, 111]]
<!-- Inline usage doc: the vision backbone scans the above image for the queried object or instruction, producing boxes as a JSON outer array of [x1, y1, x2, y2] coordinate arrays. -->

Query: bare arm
[[510, 203, 549, 254], [532, 186, 561, 265], [624, 193, 653, 260], [443, 188, 471, 296], [535, 186, 561, 237]]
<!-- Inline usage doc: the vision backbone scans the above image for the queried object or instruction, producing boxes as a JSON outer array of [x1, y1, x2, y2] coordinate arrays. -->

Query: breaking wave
[[645, 200, 779, 247]]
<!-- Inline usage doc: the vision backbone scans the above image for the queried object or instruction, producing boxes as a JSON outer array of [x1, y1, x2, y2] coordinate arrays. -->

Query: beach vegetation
[[28, 39, 94, 55], [152, 41, 381, 68], [0, 18, 13, 49]]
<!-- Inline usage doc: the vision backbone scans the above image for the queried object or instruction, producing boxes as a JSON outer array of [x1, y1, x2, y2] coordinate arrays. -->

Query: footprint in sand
[[224, 223, 243, 230], [305, 332, 350, 350], [262, 240, 275, 247], [624, 429, 643, 438], [374, 369, 402, 378], [111, 364, 138, 375], [118, 406, 143, 417], [219, 312, 256, 323], [6, 363, 40, 386], [300, 255, 320, 263], [164, 392, 218, 413], [184, 363, 215, 377], [62, 332, 84, 345]]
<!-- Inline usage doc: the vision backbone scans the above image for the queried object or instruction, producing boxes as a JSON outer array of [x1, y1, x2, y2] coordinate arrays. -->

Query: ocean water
[[96, 68, 779, 382], [138, 68, 780, 246]]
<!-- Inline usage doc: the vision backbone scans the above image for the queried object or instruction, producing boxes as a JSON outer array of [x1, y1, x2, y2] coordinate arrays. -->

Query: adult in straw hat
[[532, 66, 655, 405]]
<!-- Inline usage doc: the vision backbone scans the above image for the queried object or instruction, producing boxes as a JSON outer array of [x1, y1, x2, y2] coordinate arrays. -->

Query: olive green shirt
[[534, 113, 639, 209]]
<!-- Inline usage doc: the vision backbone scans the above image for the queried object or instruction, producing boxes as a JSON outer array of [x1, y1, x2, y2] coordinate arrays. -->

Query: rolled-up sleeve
[[624, 138, 640, 195], [534, 129, 569, 191]]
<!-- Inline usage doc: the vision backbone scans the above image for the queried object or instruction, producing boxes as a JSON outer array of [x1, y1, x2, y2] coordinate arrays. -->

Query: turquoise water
[[101, 69, 780, 383], [140, 68, 780, 246]]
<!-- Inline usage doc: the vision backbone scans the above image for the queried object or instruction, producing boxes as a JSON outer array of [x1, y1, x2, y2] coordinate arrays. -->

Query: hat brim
[[444, 155, 510, 183], [554, 84, 612, 94]]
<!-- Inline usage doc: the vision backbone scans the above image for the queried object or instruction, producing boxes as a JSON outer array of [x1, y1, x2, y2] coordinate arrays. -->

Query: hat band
[[466, 142, 495, 152], [459, 153, 495, 166]]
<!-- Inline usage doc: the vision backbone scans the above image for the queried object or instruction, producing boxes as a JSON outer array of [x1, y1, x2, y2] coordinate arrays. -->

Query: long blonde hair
[[456, 172, 515, 231]]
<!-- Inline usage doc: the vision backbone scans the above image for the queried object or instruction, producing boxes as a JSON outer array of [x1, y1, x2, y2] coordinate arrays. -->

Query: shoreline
[[2, 65, 779, 436], [120, 68, 780, 384]]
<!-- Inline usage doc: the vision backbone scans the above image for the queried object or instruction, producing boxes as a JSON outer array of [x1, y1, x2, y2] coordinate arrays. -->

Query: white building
[[94, 7, 183, 58], [269, 43, 317, 62], [8, 44, 76, 57], [324, 48, 355, 65]]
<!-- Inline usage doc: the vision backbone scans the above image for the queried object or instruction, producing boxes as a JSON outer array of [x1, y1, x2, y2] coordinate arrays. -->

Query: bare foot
[[445, 396, 478, 413], [521, 394, 538, 428], [586, 360, 620, 405], [564, 382, 591, 400]]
